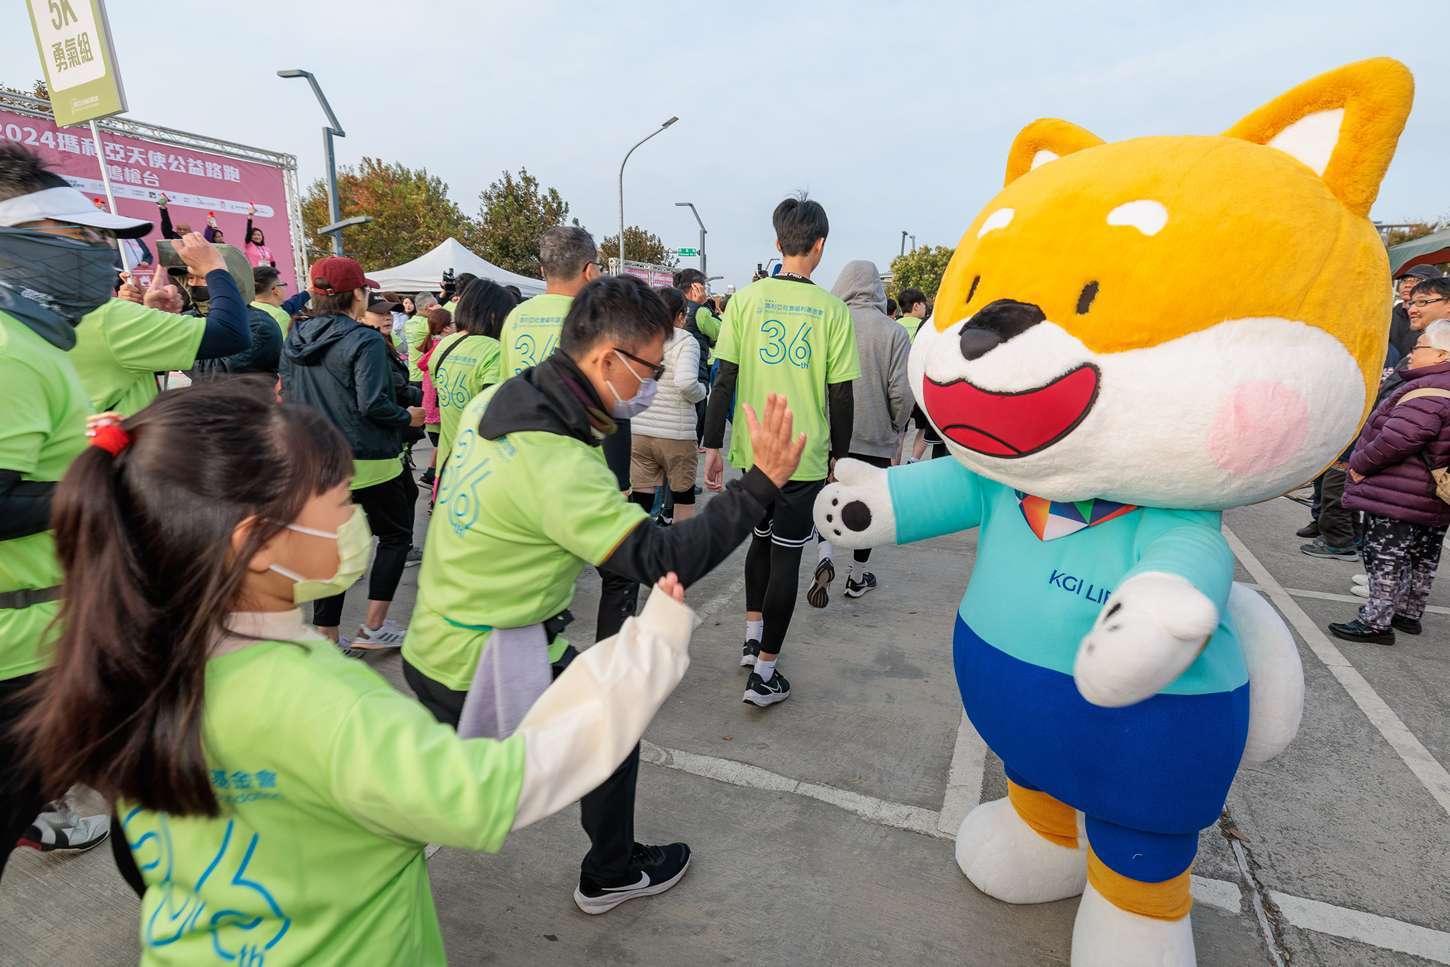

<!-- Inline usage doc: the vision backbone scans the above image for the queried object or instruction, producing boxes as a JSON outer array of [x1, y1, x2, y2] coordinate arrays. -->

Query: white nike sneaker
[[573, 842, 691, 914]]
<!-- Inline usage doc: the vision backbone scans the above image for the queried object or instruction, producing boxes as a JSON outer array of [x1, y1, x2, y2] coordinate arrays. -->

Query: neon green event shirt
[[497, 293, 571, 378], [67, 298, 206, 415], [251, 300, 291, 336], [432, 332, 503, 465]]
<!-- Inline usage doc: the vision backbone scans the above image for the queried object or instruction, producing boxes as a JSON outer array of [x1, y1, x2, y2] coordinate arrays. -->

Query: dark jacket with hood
[[280, 313, 419, 459], [481, 353, 779, 584], [1343, 359, 1450, 528]]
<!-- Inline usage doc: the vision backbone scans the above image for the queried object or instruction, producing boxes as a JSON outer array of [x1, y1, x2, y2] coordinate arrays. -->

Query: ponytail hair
[[17, 378, 351, 816]]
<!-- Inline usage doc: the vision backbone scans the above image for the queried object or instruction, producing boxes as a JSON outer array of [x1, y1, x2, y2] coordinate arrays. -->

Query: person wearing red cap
[[279, 256, 425, 652]]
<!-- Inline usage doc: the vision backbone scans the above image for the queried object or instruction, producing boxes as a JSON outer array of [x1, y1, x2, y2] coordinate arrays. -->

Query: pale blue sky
[[4, 1, 1444, 289]]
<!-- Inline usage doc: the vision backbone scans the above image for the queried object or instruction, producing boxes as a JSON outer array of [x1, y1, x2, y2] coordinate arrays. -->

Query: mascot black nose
[[959, 299, 1045, 360]]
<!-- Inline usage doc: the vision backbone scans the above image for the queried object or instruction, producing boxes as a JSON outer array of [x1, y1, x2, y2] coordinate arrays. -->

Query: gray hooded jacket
[[830, 260, 913, 458]]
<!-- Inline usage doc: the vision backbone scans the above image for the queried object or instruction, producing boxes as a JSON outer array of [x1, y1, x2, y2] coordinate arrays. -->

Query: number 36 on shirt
[[758, 319, 813, 368]]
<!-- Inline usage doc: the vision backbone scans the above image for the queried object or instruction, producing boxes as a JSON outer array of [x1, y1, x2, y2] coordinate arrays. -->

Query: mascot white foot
[[955, 795, 1085, 903], [1071, 883, 1194, 967]]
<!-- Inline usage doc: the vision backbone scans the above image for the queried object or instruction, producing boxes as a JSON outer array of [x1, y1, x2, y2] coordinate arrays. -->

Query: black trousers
[[1317, 466, 1358, 550], [402, 653, 640, 881], [313, 467, 417, 628], [0, 673, 44, 883]]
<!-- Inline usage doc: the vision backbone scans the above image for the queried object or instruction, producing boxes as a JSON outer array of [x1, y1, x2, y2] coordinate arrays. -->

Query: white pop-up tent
[[367, 238, 546, 297]]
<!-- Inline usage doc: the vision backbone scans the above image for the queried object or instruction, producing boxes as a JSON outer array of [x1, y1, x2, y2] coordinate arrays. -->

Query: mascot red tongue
[[814, 58, 1413, 967]]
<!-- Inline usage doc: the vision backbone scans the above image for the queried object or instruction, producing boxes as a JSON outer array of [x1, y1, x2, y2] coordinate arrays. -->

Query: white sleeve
[[510, 588, 698, 829], [676, 338, 708, 404]]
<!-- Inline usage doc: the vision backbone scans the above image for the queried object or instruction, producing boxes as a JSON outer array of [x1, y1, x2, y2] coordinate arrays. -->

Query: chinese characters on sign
[[25, 0, 127, 126]]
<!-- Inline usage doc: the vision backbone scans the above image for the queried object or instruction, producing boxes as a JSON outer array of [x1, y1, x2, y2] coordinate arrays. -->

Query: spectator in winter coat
[[1330, 320, 1450, 645], [630, 287, 707, 522]]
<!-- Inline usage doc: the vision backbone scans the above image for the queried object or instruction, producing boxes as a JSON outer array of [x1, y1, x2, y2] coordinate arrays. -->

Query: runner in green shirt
[[405, 292, 440, 383], [18, 380, 703, 964], [250, 264, 310, 337], [432, 279, 514, 474], [406, 274, 804, 915], [703, 195, 860, 709], [498, 226, 602, 377], [896, 285, 928, 340]]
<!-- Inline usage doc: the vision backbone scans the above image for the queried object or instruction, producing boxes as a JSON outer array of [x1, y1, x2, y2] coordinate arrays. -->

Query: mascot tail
[[1227, 583, 1304, 764]]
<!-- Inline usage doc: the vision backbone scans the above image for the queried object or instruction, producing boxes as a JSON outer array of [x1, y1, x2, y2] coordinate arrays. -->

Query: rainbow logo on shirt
[[1015, 492, 1138, 541]]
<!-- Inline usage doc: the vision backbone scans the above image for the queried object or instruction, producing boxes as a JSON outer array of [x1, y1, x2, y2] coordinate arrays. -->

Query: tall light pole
[[675, 201, 706, 276], [617, 117, 678, 271], [900, 230, 908, 257], [278, 69, 348, 256]]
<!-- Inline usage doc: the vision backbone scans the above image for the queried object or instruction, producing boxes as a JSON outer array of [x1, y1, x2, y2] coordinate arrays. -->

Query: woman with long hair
[[431, 280, 515, 478], [17, 379, 697, 964]]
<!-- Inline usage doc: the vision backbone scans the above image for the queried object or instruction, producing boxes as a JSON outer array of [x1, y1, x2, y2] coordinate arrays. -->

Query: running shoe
[[1300, 539, 1358, 561], [743, 669, 791, 707], [1350, 584, 1369, 598], [18, 801, 109, 854], [1352, 573, 1368, 585], [806, 558, 835, 608], [404, 546, 424, 568], [354, 620, 406, 650], [573, 842, 692, 915], [740, 639, 760, 668], [843, 572, 878, 598]]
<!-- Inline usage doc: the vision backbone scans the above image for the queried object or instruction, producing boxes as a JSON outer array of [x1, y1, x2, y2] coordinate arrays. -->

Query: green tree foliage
[[599, 225, 678, 269], [472, 168, 572, 276], [301, 157, 474, 268], [888, 245, 955, 301]]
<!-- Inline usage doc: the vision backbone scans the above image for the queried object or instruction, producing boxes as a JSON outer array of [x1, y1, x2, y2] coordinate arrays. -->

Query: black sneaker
[[573, 842, 691, 915], [743, 669, 791, 707], [403, 545, 424, 568], [740, 639, 760, 668], [1328, 619, 1394, 645], [806, 558, 835, 608], [418, 467, 436, 487], [1295, 522, 1320, 538], [1391, 615, 1423, 635], [844, 572, 878, 598]]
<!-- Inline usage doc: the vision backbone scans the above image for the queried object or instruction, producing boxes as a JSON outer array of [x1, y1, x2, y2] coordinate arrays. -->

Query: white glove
[[511, 587, 698, 830], [814, 458, 897, 549], [1073, 572, 1218, 708]]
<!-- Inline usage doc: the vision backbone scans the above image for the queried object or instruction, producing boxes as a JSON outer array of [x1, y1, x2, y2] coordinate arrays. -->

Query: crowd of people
[[2, 130, 1446, 963]]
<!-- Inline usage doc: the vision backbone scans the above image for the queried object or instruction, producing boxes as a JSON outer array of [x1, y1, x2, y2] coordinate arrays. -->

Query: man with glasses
[[251, 264, 311, 337], [1406, 275, 1450, 335], [404, 275, 803, 913], [1390, 265, 1443, 357]]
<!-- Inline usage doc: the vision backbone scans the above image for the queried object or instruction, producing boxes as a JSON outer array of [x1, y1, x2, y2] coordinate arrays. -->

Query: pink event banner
[[0, 108, 297, 290]]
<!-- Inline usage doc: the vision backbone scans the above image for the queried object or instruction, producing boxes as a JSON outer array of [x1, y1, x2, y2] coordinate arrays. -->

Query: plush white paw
[[1073, 572, 1218, 708], [1226, 583, 1304, 764], [1071, 882, 1195, 967], [813, 458, 896, 549], [954, 797, 1086, 904]]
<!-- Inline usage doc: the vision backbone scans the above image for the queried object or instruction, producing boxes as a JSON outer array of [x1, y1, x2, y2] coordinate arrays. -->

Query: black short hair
[[673, 268, 707, 291], [772, 194, 829, 257], [656, 285, 686, 322], [455, 278, 515, 340], [253, 265, 280, 292], [560, 275, 672, 357], [898, 287, 926, 311], [1410, 277, 1450, 301], [502, 284, 523, 303], [885, 297, 898, 316], [0, 144, 67, 201]]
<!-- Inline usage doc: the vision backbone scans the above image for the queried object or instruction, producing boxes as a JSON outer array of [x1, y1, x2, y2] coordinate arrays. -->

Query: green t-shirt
[[405, 387, 648, 689], [404, 315, 430, 383], [0, 313, 90, 681], [121, 620, 524, 966], [432, 332, 503, 465], [498, 293, 572, 378], [713, 277, 860, 481], [694, 305, 721, 342], [68, 298, 206, 416], [351, 456, 402, 492], [898, 314, 925, 340], [251, 300, 291, 336]]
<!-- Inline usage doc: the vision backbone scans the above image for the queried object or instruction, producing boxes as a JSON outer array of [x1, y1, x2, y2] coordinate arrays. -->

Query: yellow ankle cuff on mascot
[[1087, 850, 1193, 921]]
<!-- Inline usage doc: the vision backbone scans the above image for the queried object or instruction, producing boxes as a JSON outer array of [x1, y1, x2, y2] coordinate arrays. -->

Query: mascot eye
[[1076, 281, 1099, 314], [966, 275, 981, 304]]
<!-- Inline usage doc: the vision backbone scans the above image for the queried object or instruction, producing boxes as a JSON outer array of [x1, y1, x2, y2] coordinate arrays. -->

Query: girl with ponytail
[[17, 378, 700, 964]]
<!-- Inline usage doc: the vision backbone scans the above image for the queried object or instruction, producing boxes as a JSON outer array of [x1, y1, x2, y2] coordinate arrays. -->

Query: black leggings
[[0, 673, 44, 884], [744, 536, 804, 655], [313, 466, 417, 627]]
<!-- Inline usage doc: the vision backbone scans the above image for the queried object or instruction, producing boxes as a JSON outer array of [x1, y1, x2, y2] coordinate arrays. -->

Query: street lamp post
[[675, 201, 706, 276], [278, 69, 348, 256], [617, 117, 678, 271], [900, 230, 908, 257]]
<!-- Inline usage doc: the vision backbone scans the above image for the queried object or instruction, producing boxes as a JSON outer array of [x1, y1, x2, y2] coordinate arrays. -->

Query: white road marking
[[1269, 891, 1450, 964], [1224, 526, 1450, 817], [695, 572, 747, 626], [639, 739, 1450, 958], [938, 713, 988, 835], [1242, 582, 1450, 617]]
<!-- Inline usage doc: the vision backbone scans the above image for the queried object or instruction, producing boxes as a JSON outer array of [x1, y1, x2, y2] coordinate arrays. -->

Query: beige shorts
[[630, 435, 698, 492]]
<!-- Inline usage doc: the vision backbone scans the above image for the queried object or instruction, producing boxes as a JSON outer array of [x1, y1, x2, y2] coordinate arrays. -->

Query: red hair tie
[[90, 422, 132, 457]]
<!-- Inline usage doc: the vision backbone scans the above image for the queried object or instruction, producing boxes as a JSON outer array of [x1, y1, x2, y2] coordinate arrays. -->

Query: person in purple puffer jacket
[[1331, 320, 1450, 645]]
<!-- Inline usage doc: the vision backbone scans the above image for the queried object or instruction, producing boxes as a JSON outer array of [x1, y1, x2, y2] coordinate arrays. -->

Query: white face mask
[[267, 506, 372, 604], [606, 350, 658, 419]]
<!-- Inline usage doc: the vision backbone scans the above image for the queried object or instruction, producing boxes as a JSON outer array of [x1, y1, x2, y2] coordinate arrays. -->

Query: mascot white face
[[911, 59, 1413, 509]]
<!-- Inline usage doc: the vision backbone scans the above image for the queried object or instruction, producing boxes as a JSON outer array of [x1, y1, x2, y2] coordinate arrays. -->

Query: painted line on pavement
[[640, 739, 1450, 957], [1224, 526, 1450, 818], [937, 713, 988, 835], [1243, 583, 1450, 617], [694, 572, 747, 626]]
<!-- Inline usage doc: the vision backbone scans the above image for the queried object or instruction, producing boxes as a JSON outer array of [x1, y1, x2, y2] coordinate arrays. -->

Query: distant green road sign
[[676, 247, 699, 257]]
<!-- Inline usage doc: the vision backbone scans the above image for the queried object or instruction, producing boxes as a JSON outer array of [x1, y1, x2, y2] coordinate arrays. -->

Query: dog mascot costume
[[816, 58, 1413, 966]]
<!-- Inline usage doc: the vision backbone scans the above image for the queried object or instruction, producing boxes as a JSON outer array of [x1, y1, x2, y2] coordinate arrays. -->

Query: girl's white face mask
[[268, 506, 372, 604]]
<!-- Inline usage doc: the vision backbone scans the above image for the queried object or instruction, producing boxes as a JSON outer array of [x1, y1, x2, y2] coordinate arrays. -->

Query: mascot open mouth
[[922, 364, 1099, 458]]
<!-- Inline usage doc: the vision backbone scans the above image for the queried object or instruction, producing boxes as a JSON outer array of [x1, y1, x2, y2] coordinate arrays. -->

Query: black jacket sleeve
[[354, 336, 414, 427], [158, 205, 178, 240], [702, 360, 738, 450], [828, 381, 854, 462], [600, 467, 778, 587], [194, 270, 251, 360], [0, 472, 54, 541], [282, 291, 310, 316]]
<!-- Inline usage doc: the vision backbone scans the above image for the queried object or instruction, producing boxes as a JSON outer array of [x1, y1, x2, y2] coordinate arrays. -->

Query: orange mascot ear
[[1003, 119, 1105, 186], [1223, 57, 1413, 217]]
